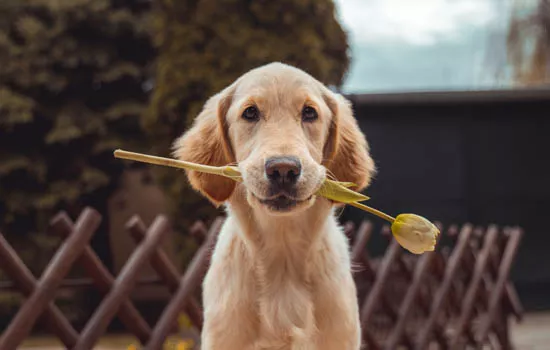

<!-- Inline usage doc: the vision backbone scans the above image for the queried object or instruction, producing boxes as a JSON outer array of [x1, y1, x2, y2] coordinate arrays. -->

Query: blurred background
[[0, 0, 549, 348]]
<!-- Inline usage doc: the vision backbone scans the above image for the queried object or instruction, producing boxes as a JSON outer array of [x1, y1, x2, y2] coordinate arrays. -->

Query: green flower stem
[[114, 149, 398, 224], [114, 149, 237, 178], [348, 202, 396, 223]]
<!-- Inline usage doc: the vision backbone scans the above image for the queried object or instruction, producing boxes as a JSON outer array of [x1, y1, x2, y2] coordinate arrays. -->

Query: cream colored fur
[[173, 62, 375, 350]]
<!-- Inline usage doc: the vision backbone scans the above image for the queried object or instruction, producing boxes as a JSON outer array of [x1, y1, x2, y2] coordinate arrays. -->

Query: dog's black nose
[[265, 156, 301, 187]]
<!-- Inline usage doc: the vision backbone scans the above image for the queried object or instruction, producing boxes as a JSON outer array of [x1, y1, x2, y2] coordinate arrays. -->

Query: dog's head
[[173, 63, 375, 215]]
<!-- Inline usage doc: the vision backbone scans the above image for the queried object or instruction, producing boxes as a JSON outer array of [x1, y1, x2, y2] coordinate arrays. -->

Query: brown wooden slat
[[385, 251, 436, 350], [450, 225, 499, 348], [0, 276, 165, 291], [350, 221, 374, 279], [343, 221, 356, 240], [477, 227, 523, 345], [462, 231, 489, 346], [350, 221, 372, 263], [349, 221, 392, 349], [470, 225, 512, 347], [144, 217, 224, 350], [50, 211, 152, 345], [505, 283, 524, 322], [189, 220, 208, 242], [0, 233, 78, 348], [416, 224, 473, 349], [129, 217, 204, 330], [0, 207, 101, 350], [360, 240, 402, 349], [476, 226, 513, 348], [491, 227, 524, 321], [73, 215, 170, 350]]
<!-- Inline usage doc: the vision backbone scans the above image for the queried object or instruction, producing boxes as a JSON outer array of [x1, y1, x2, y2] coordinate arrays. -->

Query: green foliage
[[0, 0, 155, 235], [0, 0, 350, 271], [145, 0, 351, 234]]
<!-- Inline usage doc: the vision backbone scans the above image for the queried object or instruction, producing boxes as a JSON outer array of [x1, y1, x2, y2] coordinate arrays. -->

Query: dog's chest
[[253, 252, 318, 346]]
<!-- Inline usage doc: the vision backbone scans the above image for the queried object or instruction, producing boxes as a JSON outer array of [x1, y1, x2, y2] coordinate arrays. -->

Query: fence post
[[385, 252, 435, 350], [0, 207, 101, 350], [450, 225, 499, 349], [416, 223, 473, 349], [50, 211, 152, 344], [129, 217, 204, 330], [477, 227, 523, 346], [360, 239, 401, 350], [144, 217, 224, 350], [73, 215, 169, 350], [0, 234, 79, 348], [349, 221, 381, 348]]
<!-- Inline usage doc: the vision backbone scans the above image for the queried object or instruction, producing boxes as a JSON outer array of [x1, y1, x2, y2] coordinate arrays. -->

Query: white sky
[[332, 0, 519, 92], [334, 0, 499, 46]]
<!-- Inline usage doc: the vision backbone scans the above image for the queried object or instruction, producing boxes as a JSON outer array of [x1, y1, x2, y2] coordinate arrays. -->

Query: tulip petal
[[316, 179, 370, 203], [391, 213, 439, 254]]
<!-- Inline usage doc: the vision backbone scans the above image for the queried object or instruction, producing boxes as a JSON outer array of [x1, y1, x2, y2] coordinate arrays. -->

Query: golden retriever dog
[[173, 62, 375, 350]]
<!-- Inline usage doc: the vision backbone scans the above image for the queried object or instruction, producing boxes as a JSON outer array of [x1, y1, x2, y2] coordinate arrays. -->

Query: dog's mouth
[[254, 194, 314, 213]]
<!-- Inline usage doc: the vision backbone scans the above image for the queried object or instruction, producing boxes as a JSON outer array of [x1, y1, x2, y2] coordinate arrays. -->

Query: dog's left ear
[[172, 86, 236, 206], [322, 90, 376, 192]]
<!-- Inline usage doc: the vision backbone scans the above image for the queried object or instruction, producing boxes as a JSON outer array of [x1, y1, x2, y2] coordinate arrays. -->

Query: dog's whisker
[[325, 168, 338, 182], [335, 205, 346, 218]]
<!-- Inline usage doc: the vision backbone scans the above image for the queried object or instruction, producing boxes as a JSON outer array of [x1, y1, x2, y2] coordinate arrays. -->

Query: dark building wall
[[342, 92, 550, 310]]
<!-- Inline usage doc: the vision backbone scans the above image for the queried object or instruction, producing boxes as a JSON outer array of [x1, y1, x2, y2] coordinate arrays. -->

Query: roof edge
[[345, 87, 550, 105]]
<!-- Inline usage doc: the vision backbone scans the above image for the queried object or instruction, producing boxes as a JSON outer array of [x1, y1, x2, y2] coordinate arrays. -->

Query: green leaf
[[104, 101, 145, 120], [49, 181, 81, 203], [92, 137, 123, 154], [316, 179, 370, 203], [45, 115, 82, 144], [0, 88, 35, 128], [96, 62, 142, 83], [80, 168, 110, 192], [35, 193, 61, 210], [0, 155, 32, 175]]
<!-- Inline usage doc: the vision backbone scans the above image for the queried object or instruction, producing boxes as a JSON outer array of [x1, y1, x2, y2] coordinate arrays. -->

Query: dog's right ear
[[172, 86, 236, 207]]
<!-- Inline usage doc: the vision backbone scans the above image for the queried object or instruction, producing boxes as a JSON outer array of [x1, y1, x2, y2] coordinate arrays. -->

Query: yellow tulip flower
[[391, 214, 439, 254]]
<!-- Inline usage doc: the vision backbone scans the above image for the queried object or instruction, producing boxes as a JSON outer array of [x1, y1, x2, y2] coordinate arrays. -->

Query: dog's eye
[[302, 106, 318, 122], [242, 106, 260, 121]]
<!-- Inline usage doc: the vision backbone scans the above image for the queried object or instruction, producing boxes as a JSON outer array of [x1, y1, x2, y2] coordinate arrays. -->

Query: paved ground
[[20, 334, 187, 350], [19, 312, 550, 349], [510, 311, 550, 350]]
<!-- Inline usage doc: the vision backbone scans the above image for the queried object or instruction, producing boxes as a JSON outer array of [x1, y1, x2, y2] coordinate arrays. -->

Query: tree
[[0, 0, 351, 271], [0, 0, 155, 268], [507, 0, 550, 85], [145, 0, 351, 235]]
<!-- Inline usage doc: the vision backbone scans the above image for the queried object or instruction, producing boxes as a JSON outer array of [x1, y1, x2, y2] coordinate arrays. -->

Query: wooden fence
[[347, 221, 523, 349], [0, 207, 523, 349]]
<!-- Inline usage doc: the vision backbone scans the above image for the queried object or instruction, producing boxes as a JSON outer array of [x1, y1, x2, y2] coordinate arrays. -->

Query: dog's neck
[[225, 185, 341, 338], [226, 185, 336, 279]]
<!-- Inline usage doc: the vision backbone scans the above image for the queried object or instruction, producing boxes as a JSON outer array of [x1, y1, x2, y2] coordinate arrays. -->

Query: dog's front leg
[[201, 285, 259, 350], [313, 273, 362, 350], [201, 246, 259, 350]]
